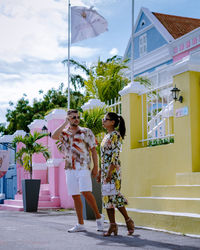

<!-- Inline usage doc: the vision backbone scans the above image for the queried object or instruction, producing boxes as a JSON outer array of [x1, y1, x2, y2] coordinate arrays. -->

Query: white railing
[[107, 97, 122, 115], [139, 69, 174, 146]]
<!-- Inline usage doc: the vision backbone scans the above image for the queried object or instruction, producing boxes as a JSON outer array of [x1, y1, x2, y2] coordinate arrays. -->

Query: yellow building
[[112, 55, 200, 236]]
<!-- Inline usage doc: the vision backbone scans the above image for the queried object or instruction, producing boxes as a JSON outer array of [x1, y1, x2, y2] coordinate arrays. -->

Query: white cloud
[[109, 48, 119, 56], [0, 0, 104, 123]]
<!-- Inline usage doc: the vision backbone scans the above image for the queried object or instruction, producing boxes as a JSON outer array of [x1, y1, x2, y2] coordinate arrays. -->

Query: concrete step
[[114, 208, 200, 236], [128, 197, 200, 214], [38, 200, 60, 207], [0, 204, 24, 211], [4, 199, 23, 206], [40, 190, 50, 195], [151, 185, 200, 198], [39, 195, 51, 201], [176, 172, 200, 185]]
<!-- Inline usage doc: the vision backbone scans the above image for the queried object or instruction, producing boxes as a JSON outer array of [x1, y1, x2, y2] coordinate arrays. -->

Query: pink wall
[[58, 162, 74, 208], [46, 112, 74, 209], [16, 112, 74, 209], [173, 44, 200, 62]]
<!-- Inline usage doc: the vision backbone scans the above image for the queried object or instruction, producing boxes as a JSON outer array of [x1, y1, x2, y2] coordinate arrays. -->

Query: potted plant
[[13, 131, 50, 212]]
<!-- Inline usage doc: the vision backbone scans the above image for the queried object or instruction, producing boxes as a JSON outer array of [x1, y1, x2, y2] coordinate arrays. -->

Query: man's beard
[[71, 123, 78, 127]]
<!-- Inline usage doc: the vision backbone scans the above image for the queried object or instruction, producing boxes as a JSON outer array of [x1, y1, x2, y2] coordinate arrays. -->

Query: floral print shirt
[[100, 130, 128, 208], [59, 126, 96, 170]]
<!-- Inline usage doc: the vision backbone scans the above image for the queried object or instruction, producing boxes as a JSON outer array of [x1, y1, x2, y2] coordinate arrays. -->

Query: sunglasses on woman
[[102, 117, 111, 122]]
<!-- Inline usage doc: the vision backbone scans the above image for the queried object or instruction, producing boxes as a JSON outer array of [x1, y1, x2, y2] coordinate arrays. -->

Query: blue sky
[[0, 0, 200, 124]]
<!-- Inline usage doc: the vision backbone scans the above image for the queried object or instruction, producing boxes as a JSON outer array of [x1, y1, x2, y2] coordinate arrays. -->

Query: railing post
[[119, 82, 147, 149]]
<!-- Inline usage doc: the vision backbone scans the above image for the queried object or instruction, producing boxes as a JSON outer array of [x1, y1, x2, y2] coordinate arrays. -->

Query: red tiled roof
[[153, 12, 200, 39]]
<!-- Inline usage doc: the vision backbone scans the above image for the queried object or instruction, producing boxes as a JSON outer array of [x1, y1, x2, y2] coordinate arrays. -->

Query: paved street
[[0, 210, 200, 250]]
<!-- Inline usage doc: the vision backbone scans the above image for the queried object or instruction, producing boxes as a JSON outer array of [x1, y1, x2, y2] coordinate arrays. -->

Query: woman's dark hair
[[107, 112, 126, 139]]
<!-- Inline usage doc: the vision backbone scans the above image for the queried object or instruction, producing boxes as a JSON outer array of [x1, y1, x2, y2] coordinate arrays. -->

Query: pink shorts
[[65, 169, 92, 196]]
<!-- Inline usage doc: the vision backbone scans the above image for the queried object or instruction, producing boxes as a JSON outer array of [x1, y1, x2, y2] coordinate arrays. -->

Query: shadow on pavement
[[83, 231, 200, 250]]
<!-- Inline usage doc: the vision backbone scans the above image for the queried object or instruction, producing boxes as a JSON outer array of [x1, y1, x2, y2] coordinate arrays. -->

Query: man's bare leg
[[82, 191, 101, 219], [72, 194, 84, 224]]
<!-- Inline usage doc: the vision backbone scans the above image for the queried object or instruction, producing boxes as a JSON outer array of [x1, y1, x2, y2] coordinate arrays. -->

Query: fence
[[139, 80, 174, 147], [106, 97, 121, 115]]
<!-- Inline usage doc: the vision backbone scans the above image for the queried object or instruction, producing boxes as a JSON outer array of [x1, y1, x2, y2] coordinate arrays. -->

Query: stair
[[0, 184, 60, 211], [115, 172, 200, 236]]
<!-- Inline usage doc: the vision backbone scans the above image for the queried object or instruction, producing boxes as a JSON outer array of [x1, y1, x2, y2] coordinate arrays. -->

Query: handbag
[[102, 183, 117, 196]]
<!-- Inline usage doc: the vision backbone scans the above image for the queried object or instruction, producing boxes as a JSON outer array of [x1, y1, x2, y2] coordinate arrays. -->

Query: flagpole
[[131, 0, 134, 84], [67, 0, 71, 110]]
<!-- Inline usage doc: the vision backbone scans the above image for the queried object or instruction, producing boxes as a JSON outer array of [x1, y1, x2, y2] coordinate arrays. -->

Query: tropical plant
[[63, 56, 130, 103], [80, 107, 107, 136], [13, 131, 50, 179]]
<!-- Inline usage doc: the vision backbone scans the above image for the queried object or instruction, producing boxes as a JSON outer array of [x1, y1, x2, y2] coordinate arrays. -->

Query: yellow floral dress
[[100, 130, 128, 209]]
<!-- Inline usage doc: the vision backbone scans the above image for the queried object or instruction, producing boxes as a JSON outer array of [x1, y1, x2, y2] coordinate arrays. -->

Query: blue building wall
[[0, 144, 17, 202], [135, 12, 152, 33], [125, 10, 168, 62], [147, 27, 167, 52], [126, 26, 168, 60]]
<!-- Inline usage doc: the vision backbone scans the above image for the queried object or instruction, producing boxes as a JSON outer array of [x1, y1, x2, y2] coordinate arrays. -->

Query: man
[[52, 109, 104, 232]]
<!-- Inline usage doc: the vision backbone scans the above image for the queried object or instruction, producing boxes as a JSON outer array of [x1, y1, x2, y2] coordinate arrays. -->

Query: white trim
[[46, 158, 63, 167], [126, 44, 172, 76], [32, 163, 48, 170], [169, 55, 200, 77], [119, 81, 147, 96], [28, 119, 47, 130], [134, 23, 154, 37], [45, 109, 67, 121], [81, 99, 106, 111], [145, 9, 174, 43], [0, 135, 14, 143], [135, 7, 174, 43]]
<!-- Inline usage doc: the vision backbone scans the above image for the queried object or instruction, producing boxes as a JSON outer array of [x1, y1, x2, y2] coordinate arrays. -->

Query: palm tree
[[13, 131, 50, 179], [62, 56, 130, 102]]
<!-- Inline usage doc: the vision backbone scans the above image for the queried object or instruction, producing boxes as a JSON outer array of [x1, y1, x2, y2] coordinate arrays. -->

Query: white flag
[[71, 6, 108, 44]]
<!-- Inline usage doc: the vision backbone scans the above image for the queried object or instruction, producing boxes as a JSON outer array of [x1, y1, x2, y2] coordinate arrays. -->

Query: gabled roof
[[153, 12, 200, 39]]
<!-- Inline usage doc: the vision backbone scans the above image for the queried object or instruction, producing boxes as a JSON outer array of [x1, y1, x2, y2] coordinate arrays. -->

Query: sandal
[[104, 223, 118, 236], [126, 218, 134, 235]]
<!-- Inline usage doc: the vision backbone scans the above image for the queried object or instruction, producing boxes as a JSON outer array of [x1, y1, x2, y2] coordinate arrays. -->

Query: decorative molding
[[45, 109, 67, 121], [134, 24, 154, 37], [119, 81, 147, 96], [136, 7, 174, 43], [171, 27, 200, 56], [0, 134, 14, 143], [46, 158, 63, 167], [81, 99, 106, 111], [32, 163, 48, 170], [13, 130, 26, 137], [28, 119, 47, 130], [126, 44, 172, 76], [169, 53, 200, 77]]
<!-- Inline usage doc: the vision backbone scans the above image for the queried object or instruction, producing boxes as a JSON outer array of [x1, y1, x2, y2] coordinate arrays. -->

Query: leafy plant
[[148, 137, 174, 147], [13, 131, 50, 179]]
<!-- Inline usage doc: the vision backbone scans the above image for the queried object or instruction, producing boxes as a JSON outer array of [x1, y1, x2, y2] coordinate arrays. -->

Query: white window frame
[[139, 33, 147, 57]]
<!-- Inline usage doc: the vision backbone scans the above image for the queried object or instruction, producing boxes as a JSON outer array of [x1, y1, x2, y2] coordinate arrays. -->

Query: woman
[[99, 112, 134, 236]]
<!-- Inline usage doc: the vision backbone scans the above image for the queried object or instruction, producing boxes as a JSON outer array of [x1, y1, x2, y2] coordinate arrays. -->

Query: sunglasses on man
[[71, 116, 80, 120]]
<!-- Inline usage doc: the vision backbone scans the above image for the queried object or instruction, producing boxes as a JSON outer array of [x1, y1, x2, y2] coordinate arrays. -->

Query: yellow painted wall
[[120, 71, 200, 200]]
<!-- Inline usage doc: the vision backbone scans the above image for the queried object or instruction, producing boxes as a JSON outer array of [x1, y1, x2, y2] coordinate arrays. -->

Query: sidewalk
[[0, 209, 200, 250]]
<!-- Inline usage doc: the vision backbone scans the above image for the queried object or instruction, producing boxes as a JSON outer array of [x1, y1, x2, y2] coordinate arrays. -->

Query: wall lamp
[[42, 125, 51, 137], [171, 85, 183, 103]]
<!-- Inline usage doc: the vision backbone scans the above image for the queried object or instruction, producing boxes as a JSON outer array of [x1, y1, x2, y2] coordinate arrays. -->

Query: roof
[[153, 12, 200, 39]]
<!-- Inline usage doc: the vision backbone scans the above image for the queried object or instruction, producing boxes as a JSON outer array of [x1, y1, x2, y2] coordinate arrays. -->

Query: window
[[139, 33, 147, 56], [141, 20, 145, 27]]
